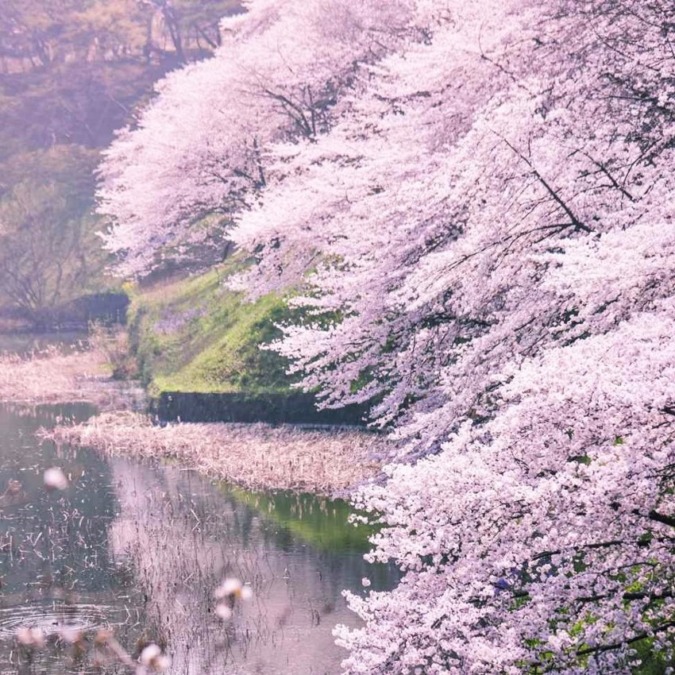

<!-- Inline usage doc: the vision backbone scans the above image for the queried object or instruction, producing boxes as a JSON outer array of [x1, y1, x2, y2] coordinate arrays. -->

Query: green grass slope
[[128, 260, 294, 396]]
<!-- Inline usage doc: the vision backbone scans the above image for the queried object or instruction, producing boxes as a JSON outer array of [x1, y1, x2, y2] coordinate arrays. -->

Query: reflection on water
[[0, 403, 144, 673], [0, 404, 398, 673]]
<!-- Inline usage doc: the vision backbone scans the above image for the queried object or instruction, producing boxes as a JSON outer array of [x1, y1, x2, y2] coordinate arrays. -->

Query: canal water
[[0, 403, 397, 674]]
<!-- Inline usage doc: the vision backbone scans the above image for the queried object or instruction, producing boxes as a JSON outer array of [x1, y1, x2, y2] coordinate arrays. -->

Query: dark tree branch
[[495, 132, 593, 234]]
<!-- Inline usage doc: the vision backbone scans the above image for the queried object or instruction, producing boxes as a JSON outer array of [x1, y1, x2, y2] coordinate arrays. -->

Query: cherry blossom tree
[[97, 0, 429, 274], [98, 0, 675, 671], [232, 1, 675, 671]]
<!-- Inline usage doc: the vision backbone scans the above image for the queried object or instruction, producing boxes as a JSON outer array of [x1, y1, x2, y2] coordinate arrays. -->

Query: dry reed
[[0, 347, 143, 409], [44, 411, 390, 495]]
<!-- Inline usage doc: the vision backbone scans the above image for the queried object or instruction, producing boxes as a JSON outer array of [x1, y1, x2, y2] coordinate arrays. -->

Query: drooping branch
[[495, 132, 593, 233]]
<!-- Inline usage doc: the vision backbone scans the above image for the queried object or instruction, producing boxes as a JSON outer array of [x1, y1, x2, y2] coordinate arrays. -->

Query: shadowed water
[[0, 403, 398, 673]]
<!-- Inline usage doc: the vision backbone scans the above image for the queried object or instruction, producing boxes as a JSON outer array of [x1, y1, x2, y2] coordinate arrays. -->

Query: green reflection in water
[[224, 485, 378, 554]]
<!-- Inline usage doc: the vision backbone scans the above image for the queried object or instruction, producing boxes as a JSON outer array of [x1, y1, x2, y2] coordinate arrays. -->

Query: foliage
[[0, 0, 241, 318], [0, 145, 106, 319], [0, 62, 159, 158], [98, 0, 675, 672], [0, 0, 241, 72], [97, 0, 427, 274]]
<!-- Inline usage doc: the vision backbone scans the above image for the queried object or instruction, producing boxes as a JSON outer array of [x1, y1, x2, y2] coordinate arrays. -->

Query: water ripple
[[0, 600, 126, 640]]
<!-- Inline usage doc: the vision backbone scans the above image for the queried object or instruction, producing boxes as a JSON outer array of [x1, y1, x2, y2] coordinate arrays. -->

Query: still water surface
[[0, 332, 87, 356], [0, 403, 397, 674]]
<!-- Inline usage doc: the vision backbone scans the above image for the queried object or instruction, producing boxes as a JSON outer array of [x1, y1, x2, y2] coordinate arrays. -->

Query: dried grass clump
[[45, 412, 390, 495], [0, 347, 142, 409], [88, 324, 138, 380]]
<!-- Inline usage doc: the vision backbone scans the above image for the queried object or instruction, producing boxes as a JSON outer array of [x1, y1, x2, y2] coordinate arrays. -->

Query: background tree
[[0, 0, 241, 323], [97, 0, 429, 275], [0, 146, 102, 321]]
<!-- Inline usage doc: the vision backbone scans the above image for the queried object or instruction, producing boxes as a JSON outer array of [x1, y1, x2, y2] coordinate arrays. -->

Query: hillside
[[128, 259, 293, 397]]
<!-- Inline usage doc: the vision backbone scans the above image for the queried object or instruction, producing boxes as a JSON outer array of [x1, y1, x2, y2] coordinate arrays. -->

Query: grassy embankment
[[127, 258, 293, 397], [36, 260, 391, 495]]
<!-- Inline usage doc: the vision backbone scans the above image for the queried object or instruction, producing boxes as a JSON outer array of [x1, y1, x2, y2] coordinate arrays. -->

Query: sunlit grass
[[129, 260, 294, 396]]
